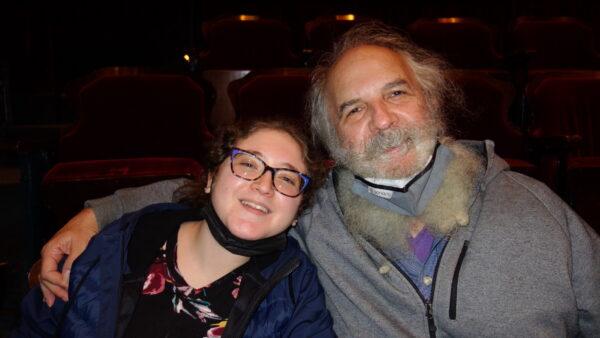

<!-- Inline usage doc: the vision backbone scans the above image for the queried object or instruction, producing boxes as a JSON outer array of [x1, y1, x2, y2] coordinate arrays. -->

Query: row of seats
[[407, 16, 600, 69], [41, 67, 599, 230], [526, 71, 600, 230], [187, 15, 600, 69]]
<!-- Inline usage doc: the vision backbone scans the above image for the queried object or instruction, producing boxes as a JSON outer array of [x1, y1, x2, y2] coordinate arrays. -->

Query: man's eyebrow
[[383, 79, 409, 90], [338, 98, 361, 116], [337, 79, 411, 116]]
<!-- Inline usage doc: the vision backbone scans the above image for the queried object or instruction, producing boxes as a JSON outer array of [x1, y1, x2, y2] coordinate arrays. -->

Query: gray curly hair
[[307, 21, 462, 158]]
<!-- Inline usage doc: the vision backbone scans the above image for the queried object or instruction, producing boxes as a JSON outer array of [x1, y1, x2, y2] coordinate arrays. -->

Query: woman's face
[[209, 128, 307, 240]]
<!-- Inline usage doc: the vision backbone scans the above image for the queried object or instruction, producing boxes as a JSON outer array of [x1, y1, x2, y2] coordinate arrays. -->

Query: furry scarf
[[335, 139, 484, 251]]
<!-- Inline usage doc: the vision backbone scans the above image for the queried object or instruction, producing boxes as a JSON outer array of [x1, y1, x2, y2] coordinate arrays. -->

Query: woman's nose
[[251, 170, 275, 195]]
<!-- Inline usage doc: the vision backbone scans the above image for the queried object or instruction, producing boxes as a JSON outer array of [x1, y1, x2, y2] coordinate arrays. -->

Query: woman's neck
[[176, 220, 250, 289]]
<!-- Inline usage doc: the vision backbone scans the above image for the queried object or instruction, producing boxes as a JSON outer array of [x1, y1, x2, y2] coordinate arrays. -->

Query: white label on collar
[[368, 186, 393, 199]]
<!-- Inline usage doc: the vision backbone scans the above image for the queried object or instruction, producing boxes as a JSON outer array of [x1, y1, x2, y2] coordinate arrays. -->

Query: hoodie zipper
[[391, 239, 449, 338], [449, 241, 469, 320]]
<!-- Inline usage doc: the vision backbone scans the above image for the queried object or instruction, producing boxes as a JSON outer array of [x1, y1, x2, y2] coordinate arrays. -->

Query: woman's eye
[[278, 175, 298, 186], [240, 161, 257, 168]]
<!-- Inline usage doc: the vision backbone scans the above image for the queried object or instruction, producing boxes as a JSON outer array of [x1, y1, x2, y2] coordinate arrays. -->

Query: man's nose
[[252, 170, 275, 195], [371, 102, 397, 131]]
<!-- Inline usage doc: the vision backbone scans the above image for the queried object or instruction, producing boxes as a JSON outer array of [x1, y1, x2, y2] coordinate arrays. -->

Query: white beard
[[335, 139, 483, 253], [335, 117, 441, 179]]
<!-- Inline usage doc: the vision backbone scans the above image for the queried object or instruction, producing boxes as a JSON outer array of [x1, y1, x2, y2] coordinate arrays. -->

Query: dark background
[[1, 0, 599, 125], [1, 0, 599, 335]]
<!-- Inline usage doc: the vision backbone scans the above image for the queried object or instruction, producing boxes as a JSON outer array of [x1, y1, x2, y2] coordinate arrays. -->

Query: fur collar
[[335, 139, 484, 250]]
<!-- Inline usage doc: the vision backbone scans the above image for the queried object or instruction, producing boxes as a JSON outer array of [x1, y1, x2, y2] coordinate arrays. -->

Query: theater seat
[[446, 69, 537, 177], [59, 67, 213, 162], [198, 15, 300, 69], [527, 70, 600, 229], [227, 68, 311, 123], [408, 17, 503, 69], [42, 157, 204, 229], [511, 17, 600, 69], [566, 158, 600, 232], [304, 14, 361, 64]]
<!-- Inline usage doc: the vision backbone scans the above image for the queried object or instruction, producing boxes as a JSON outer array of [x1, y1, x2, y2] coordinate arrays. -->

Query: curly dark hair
[[176, 117, 328, 214]]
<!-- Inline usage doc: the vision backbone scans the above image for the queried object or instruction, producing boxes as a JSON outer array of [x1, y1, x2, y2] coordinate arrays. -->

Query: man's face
[[325, 45, 440, 178]]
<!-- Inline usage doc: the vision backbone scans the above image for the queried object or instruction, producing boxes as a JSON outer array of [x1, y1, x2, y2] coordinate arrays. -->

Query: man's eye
[[346, 107, 361, 116], [390, 90, 405, 97]]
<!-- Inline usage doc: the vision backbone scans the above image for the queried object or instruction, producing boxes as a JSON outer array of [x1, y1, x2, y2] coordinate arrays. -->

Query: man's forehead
[[325, 45, 418, 104], [328, 45, 415, 87]]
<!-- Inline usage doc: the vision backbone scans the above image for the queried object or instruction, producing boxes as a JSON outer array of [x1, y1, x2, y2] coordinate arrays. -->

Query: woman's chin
[[227, 220, 265, 241]]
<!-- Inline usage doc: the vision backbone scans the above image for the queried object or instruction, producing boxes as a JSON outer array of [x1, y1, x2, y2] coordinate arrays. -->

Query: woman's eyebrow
[[246, 149, 300, 172]]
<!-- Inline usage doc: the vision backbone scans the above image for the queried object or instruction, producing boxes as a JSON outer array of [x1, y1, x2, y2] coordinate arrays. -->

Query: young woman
[[14, 119, 334, 338]]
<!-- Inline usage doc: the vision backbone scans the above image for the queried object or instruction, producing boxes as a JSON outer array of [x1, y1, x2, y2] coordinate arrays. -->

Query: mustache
[[362, 128, 416, 159]]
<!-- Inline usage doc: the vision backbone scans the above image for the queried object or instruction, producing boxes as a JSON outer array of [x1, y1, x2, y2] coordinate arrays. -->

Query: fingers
[[40, 270, 69, 305], [40, 243, 70, 288], [40, 282, 59, 307], [39, 239, 72, 306], [37, 208, 100, 307], [40, 282, 56, 307], [62, 242, 85, 273]]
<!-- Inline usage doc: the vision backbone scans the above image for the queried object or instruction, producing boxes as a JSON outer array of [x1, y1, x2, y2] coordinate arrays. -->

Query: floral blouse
[[123, 233, 248, 338]]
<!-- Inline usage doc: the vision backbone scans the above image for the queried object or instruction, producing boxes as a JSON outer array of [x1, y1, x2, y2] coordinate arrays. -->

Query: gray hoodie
[[293, 140, 599, 337]]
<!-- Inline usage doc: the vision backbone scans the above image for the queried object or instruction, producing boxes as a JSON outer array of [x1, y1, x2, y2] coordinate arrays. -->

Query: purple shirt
[[409, 228, 435, 263]]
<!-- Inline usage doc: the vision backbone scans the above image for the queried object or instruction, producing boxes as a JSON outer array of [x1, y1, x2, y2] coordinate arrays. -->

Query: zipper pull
[[426, 301, 437, 337]]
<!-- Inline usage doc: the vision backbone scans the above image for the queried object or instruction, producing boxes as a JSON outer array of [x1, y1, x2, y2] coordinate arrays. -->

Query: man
[[39, 22, 599, 336]]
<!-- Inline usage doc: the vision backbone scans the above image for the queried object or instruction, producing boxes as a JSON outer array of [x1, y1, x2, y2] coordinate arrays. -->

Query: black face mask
[[202, 202, 288, 256]]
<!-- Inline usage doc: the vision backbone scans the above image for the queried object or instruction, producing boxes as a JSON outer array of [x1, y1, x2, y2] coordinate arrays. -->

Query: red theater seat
[[304, 14, 362, 62], [407, 17, 503, 69], [527, 70, 600, 229], [42, 157, 204, 227], [59, 68, 212, 162], [227, 68, 311, 123], [511, 17, 600, 69], [446, 70, 536, 177], [199, 15, 300, 69]]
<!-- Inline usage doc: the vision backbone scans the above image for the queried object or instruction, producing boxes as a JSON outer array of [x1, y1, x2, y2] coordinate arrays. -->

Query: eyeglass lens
[[231, 152, 304, 196]]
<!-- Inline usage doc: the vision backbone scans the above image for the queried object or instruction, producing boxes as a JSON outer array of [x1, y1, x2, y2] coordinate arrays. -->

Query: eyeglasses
[[229, 148, 311, 197]]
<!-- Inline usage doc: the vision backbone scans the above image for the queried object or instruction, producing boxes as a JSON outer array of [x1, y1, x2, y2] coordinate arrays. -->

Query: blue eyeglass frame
[[229, 147, 311, 197]]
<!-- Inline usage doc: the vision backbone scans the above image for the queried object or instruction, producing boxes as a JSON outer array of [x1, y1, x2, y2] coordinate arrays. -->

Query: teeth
[[241, 200, 270, 214]]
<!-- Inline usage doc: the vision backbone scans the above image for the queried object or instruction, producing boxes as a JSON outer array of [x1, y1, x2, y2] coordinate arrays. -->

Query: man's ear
[[205, 173, 213, 194]]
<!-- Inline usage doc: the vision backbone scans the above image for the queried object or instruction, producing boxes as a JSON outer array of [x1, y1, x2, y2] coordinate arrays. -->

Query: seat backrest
[[305, 15, 360, 57], [59, 68, 213, 162], [42, 157, 204, 227], [528, 70, 600, 156], [446, 70, 528, 159], [227, 68, 311, 123], [512, 16, 599, 69], [199, 15, 299, 69], [407, 17, 503, 68]]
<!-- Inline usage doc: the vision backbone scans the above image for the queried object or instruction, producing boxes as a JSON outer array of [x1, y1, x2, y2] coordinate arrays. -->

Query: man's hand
[[39, 208, 99, 307]]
